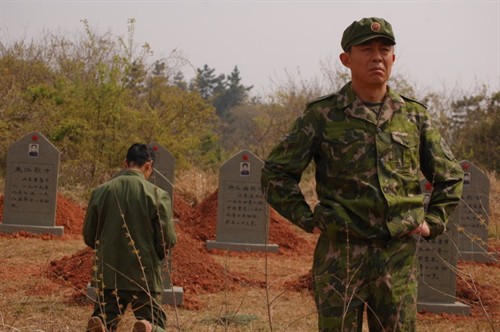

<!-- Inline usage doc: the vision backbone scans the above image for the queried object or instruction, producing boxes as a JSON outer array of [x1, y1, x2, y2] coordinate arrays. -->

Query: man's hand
[[409, 221, 431, 237]]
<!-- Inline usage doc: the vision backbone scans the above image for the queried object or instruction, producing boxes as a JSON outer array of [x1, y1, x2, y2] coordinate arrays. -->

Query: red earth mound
[[47, 225, 253, 309], [182, 189, 315, 255]]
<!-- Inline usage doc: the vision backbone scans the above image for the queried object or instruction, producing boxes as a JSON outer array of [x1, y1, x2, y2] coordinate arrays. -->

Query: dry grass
[[175, 167, 218, 206]]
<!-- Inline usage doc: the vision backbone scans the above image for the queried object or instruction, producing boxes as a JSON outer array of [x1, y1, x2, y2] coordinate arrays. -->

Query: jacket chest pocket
[[321, 129, 369, 171], [389, 132, 419, 170]]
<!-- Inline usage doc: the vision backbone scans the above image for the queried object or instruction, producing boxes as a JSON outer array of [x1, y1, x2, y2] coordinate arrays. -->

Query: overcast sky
[[1, 0, 499, 97]]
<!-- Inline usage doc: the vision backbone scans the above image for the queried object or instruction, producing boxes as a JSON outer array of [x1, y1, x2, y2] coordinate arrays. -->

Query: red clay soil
[[182, 189, 315, 256], [47, 225, 253, 309]]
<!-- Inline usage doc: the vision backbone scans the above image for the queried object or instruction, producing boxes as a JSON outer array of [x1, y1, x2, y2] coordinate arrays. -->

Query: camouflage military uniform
[[261, 82, 464, 331]]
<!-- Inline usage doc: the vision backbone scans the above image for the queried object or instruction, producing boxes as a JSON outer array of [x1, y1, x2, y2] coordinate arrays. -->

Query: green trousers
[[91, 289, 167, 331], [312, 233, 418, 332]]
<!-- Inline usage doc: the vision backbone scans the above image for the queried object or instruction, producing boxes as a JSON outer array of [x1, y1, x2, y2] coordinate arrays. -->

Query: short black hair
[[126, 143, 155, 167]]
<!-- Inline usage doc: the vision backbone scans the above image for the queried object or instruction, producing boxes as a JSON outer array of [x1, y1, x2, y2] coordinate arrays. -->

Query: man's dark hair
[[126, 143, 155, 167]]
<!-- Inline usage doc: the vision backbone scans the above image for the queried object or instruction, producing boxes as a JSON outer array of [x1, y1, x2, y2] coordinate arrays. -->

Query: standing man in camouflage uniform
[[261, 17, 463, 331], [84, 143, 177, 332]]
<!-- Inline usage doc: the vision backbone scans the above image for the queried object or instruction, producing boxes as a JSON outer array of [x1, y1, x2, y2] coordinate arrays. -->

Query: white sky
[[1, 0, 499, 96]]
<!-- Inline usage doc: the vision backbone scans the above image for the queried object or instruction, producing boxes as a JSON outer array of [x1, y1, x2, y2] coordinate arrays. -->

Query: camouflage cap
[[341, 17, 396, 51]]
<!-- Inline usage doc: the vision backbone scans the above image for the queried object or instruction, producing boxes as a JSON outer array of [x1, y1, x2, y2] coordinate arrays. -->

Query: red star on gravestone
[[242, 154, 249, 161], [31, 134, 39, 141], [462, 163, 469, 171], [425, 182, 433, 191]]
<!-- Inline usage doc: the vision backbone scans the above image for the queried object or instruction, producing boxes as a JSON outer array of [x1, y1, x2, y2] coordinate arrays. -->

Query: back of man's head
[[126, 143, 155, 167]]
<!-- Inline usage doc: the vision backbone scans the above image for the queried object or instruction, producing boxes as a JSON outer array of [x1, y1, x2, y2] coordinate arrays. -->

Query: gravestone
[[416, 179, 470, 315], [457, 160, 497, 262], [206, 150, 278, 252], [149, 142, 175, 199], [148, 142, 183, 305], [0, 132, 63, 236]]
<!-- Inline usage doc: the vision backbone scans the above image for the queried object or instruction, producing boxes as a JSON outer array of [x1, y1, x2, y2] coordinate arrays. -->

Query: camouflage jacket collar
[[336, 82, 405, 126]]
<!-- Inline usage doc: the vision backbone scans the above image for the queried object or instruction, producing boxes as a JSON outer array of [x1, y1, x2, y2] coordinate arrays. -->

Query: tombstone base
[[86, 284, 97, 303], [206, 240, 279, 253], [417, 301, 470, 315], [0, 224, 64, 236], [458, 251, 498, 263], [86, 284, 184, 306], [162, 286, 183, 306]]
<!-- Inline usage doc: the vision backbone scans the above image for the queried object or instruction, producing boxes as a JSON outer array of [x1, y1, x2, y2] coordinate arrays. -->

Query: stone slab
[[417, 301, 470, 316], [2, 132, 61, 234], [0, 224, 64, 236], [211, 150, 278, 252], [161, 286, 184, 306], [457, 160, 491, 259]]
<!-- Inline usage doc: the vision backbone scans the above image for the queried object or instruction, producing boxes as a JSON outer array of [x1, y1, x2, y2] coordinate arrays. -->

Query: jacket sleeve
[[419, 110, 464, 239], [83, 190, 100, 249], [261, 107, 320, 233], [152, 187, 177, 258]]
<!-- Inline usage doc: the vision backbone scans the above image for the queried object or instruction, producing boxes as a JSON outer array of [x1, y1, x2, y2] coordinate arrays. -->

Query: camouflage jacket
[[261, 82, 463, 241]]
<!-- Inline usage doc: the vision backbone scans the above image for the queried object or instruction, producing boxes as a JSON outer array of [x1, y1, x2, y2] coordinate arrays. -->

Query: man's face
[[340, 38, 395, 88]]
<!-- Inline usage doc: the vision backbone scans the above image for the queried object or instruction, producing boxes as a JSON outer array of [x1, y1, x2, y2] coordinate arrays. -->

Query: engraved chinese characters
[[207, 150, 279, 252], [417, 179, 470, 315], [458, 161, 496, 261], [0, 132, 63, 235]]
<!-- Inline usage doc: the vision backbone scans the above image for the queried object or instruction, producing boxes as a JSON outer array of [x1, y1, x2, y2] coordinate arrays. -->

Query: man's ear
[[339, 52, 350, 68], [123, 160, 128, 169]]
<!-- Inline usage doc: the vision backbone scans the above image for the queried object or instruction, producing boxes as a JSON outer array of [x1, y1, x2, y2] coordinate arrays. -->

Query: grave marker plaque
[[457, 160, 496, 262], [416, 179, 470, 315], [207, 150, 278, 252], [0, 132, 63, 236], [148, 142, 182, 305]]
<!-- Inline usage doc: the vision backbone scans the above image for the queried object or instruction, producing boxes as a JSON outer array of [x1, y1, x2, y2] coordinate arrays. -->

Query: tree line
[[0, 21, 498, 191]]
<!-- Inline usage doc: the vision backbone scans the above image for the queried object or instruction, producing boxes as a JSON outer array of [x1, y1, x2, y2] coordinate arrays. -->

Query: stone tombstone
[[0, 132, 63, 236], [149, 142, 175, 194], [416, 179, 470, 315], [206, 150, 278, 252], [148, 142, 182, 305], [457, 160, 496, 262]]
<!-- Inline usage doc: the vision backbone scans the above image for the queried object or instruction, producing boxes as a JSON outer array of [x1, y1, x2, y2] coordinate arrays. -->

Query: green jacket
[[262, 82, 463, 241], [83, 169, 177, 292]]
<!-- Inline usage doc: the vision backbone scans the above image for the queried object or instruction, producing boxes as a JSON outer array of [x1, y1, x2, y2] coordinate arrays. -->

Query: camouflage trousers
[[312, 233, 418, 332]]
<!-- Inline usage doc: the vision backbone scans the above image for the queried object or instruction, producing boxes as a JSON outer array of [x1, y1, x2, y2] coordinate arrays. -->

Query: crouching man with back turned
[[84, 143, 177, 332]]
